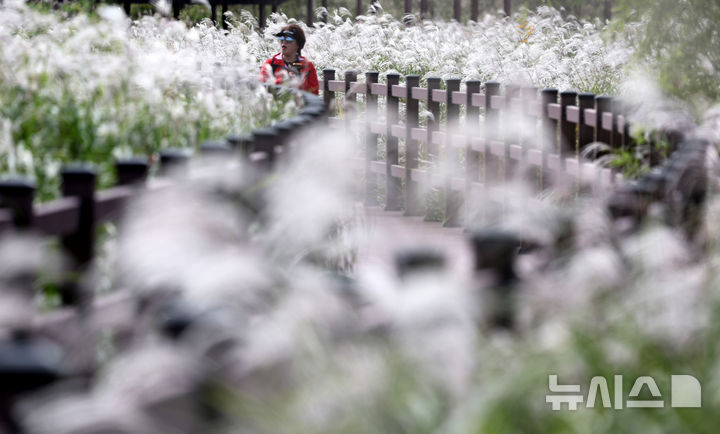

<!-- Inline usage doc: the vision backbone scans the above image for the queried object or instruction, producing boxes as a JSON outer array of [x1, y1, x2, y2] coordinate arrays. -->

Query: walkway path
[[354, 205, 474, 280]]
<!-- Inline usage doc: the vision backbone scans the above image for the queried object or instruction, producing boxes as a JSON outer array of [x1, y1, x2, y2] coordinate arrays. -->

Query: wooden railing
[[0, 68, 712, 430], [321, 68, 711, 240], [321, 69, 649, 226], [0, 86, 325, 304], [0, 73, 706, 314], [0, 85, 325, 430]]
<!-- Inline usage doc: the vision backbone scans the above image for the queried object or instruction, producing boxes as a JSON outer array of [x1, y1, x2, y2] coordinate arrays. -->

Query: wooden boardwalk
[[354, 205, 474, 279]]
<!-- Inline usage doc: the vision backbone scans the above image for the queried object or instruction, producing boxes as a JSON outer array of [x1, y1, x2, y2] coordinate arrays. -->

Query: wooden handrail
[[322, 69, 700, 230], [0, 85, 325, 307]]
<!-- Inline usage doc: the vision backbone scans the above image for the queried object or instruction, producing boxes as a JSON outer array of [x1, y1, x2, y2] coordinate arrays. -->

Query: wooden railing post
[[504, 84, 520, 180], [622, 101, 634, 152], [229, 133, 256, 185], [252, 127, 279, 171], [344, 70, 358, 126], [404, 0, 411, 15], [604, 0, 612, 21], [426, 77, 442, 158], [484, 81, 501, 185], [172, 0, 182, 19], [221, 0, 229, 29], [365, 71, 380, 206], [596, 95, 612, 146], [320, 0, 328, 22], [540, 89, 558, 189], [271, 121, 293, 151], [211, 1, 218, 26], [60, 165, 96, 306], [471, 229, 520, 329], [323, 69, 336, 111], [420, 0, 429, 20], [227, 133, 254, 158], [0, 179, 35, 228], [115, 158, 149, 186], [385, 73, 402, 211], [560, 90, 578, 160], [465, 80, 482, 222], [521, 86, 538, 186], [444, 77, 462, 228], [578, 92, 595, 154], [344, 70, 360, 199], [541, 88, 559, 152], [404, 74, 422, 216], [356, 0, 362, 17], [395, 248, 446, 279], [159, 148, 192, 177], [577, 92, 598, 192], [540, 88, 558, 189], [307, 0, 314, 27], [61, 166, 96, 266], [504, 0, 511, 16], [258, 3, 266, 28], [612, 98, 624, 151], [470, 0, 478, 21], [454, 0, 461, 21], [201, 139, 233, 157]]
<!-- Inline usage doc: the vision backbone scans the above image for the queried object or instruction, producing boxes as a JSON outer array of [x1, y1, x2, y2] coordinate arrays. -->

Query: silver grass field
[[1, 1, 720, 433]]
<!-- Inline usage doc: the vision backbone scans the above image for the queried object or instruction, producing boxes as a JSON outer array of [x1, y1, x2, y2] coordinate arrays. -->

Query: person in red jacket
[[260, 24, 319, 95]]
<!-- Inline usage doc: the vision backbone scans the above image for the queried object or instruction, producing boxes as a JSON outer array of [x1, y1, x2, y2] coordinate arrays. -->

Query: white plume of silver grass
[[287, 345, 389, 430], [573, 201, 618, 247], [20, 343, 205, 433], [250, 6, 634, 93], [0, 233, 61, 329], [263, 128, 358, 265], [391, 271, 478, 398], [469, 181, 557, 236], [96, 343, 203, 403], [519, 244, 624, 326], [236, 267, 353, 373], [704, 195, 720, 246], [517, 217, 715, 348], [0, 233, 60, 293], [97, 5, 129, 24], [5, 3, 720, 432], [0, 294, 35, 334], [109, 126, 364, 369], [114, 179, 278, 312], [621, 263, 708, 346], [700, 104, 720, 146], [620, 68, 697, 135], [180, 250, 276, 311], [150, 0, 171, 16], [622, 225, 692, 274], [0, 118, 18, 174], [0, 2, 271, 197], [100, 121, 481, 430], [19, 392, 157, 434]]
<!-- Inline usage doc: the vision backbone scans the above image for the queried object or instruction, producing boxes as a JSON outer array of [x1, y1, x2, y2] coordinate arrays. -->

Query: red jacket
[[260, 53, 319, 95]]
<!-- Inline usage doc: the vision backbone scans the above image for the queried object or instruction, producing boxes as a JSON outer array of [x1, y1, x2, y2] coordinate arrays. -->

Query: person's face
[[279, 34, 299, 59]]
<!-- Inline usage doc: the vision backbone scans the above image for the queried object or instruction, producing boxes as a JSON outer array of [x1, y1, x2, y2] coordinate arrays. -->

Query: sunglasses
[[277, 35, 296, 42]]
